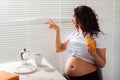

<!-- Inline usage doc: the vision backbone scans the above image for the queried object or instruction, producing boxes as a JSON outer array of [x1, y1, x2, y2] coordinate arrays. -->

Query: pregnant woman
[[46, 5, 106, 80]]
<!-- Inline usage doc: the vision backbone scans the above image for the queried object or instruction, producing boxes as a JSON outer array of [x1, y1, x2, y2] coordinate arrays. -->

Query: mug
[[34, 53, 43, 66]]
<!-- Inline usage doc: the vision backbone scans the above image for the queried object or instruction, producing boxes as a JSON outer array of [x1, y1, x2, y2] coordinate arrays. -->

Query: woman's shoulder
[[93, 32, 105, 39], [69, 30, 78, 36], [94, 32, 106, 48]]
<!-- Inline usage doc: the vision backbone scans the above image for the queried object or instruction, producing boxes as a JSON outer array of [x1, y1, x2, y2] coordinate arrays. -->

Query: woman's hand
[[88, 48, 106, 68], [88, 47, 97, 57], [45, 19, 60, 31]]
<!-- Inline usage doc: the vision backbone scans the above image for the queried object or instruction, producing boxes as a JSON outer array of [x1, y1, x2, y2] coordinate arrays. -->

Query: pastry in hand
[[85, 35, 96, 50]]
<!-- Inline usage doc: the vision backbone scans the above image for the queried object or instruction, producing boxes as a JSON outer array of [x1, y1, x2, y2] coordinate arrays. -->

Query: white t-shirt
[[66, 30, 106, 64]]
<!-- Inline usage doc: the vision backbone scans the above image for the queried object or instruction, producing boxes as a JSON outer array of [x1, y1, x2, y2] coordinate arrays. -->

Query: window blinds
[[0, 0, 61, 63], [0, 0, 115, 77], [0, 0, 73, 73]]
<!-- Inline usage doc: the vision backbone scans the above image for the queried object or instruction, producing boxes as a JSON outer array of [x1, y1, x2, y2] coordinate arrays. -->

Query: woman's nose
[[72, 19, 73, 22]]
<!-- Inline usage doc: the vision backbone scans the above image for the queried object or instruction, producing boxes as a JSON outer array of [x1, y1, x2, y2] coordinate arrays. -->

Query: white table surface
[[0, 59, 66, 80]]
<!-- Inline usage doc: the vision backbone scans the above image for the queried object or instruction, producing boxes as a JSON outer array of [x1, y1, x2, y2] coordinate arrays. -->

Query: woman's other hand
[[88, 48, 106, 68], [88, 47, 97, 57], [45, 19, 60, 31]]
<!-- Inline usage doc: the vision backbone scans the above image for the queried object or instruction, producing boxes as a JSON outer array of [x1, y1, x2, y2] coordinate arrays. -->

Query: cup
[[34, 53, 43, 66]]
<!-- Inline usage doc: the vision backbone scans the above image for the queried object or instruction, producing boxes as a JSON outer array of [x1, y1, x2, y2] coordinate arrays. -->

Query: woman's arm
[[88, 48, 106, 68], [46, 19, 69, 53], [55, 30, 69, 52]]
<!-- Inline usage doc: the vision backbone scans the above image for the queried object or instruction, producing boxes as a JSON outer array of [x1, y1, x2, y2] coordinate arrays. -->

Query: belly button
[[71, 66, 74, 68]]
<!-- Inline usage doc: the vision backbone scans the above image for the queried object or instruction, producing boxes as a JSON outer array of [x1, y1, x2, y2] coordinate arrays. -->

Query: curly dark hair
[[74, 5, 101, 37]]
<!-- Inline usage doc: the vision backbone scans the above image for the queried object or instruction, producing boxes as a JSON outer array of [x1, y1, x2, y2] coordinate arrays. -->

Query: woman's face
[[72, 14, 81, 29], [72, 15, 77, 26]]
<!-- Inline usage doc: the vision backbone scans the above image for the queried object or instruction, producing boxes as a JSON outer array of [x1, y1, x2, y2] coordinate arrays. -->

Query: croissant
[[85, 35, 96, 50]]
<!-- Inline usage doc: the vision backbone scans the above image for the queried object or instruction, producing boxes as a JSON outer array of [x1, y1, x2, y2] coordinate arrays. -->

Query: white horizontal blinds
[[0, 0, 60, 64], [0, 25, 28, 63], [25, 0, 61, 18], [0, 0, 29, 63], [61, 0, 89, 17], [0, 0, 28, 18], [25, 0, 62, 71], [0, 0, 60, 18], [27, 24, 60, 67]]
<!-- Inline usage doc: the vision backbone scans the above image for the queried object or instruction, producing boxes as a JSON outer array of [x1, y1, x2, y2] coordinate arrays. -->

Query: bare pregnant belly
[[65, 56, 97, 77]]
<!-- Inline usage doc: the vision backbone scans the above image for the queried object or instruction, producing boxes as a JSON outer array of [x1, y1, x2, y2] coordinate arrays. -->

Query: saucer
[[22, 76, 54, 80], [14, 64, 37, 74]]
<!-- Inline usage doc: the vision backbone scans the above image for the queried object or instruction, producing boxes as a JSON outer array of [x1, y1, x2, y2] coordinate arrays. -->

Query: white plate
[[15, 64, 37, 74]]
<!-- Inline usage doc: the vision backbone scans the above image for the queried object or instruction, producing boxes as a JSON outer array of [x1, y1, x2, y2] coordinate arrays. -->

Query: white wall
[[0, 0, 119, 80], [112, 0, 120, 80]]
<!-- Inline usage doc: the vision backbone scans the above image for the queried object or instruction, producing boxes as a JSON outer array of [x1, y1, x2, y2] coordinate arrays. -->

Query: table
[[0, 58, 66, 80]]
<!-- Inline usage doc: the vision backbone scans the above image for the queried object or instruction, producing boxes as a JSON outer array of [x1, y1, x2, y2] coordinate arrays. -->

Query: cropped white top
[[66, 30, 106, 64]]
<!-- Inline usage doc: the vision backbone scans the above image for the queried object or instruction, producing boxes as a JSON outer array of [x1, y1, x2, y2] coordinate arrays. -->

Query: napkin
[[0, 71, 19, 80], [22, 76, 54, 80]]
